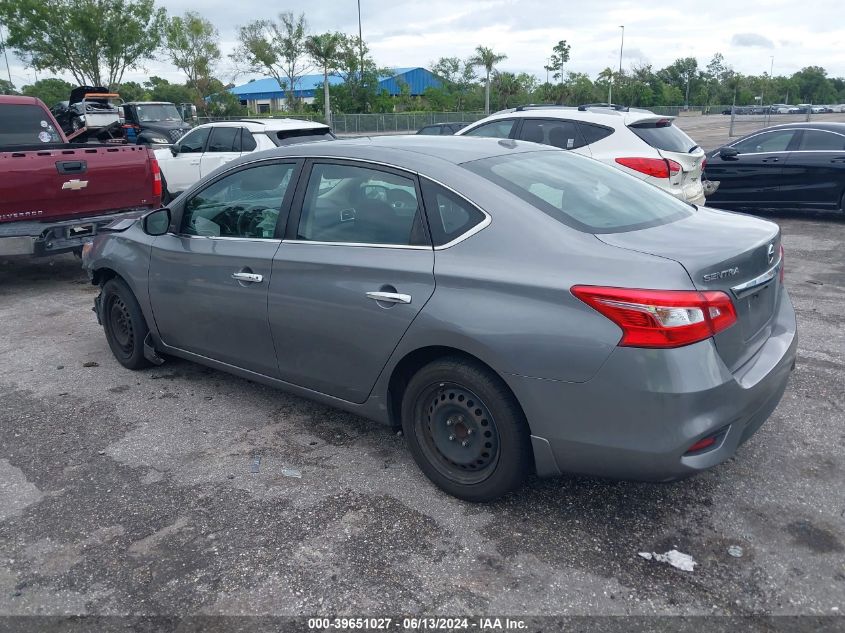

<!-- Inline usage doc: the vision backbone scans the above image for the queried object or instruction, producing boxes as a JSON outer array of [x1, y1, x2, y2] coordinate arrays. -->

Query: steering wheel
[[237, 206, 266, 237]]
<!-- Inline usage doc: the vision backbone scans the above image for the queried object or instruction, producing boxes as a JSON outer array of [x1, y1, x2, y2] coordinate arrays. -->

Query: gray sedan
[[83, 136, 797, 501]]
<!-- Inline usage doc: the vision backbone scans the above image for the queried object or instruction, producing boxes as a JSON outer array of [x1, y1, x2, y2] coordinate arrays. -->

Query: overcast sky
[[3, 0, 845, 88]]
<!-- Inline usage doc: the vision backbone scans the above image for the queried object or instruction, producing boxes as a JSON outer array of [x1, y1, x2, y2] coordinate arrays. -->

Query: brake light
[[779, 244, 785, 283], [615, 157, 681, 179], [686, 436, 717, 453], [570, 286, 738, 348], [150, 155, 162, 198], [701, 158, 707, 172]]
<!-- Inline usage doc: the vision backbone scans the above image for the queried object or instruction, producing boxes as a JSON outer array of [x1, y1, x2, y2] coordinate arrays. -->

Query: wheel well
[[91, 267, 119, 287], [386, 346, 527, 431]]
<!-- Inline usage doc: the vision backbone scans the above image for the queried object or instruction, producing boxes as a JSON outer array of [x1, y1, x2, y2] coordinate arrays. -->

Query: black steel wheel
[[401, 357, 531, 502], [101, 277, 151, 370]]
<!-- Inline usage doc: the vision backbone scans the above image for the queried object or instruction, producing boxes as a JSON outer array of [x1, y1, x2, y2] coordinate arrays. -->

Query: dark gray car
[[82, 136, 797, 501]]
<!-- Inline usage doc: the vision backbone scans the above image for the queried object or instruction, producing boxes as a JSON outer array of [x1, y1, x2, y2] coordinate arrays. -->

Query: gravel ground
[[0, 146, 843, 625]]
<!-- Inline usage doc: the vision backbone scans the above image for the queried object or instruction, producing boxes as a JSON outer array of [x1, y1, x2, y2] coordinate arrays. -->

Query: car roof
[[759, 122, 845, 133], [220, 135, 552, 172], [476, 106, 668, 127], [194, 118, 331, 132], [124, 101, 176, 106]]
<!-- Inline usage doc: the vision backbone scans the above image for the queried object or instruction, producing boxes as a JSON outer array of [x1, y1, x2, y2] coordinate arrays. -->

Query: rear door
[[200, 126, 246, 177], [779, 128, 845, 208], [269, 159, 435, 403], [705, 129, 800, 207], [627, 118, 705, 201], [164, 127, 210, 193], [148, 159, 299, 377]]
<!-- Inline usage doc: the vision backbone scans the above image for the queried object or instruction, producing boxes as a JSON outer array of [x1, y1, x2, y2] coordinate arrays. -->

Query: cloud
[[731, 33, 775, 48]]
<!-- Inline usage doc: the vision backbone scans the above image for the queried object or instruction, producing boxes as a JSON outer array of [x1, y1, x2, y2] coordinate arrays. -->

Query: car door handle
[[232, 272, 263, 283], [366, 291, 411, 304], [831, 157, 845, 163], [190, 160, 200, 165], [762, 157, 779, 163]]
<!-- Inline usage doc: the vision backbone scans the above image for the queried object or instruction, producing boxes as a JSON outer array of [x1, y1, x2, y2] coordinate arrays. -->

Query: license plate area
[[67, 224, 94, 238]]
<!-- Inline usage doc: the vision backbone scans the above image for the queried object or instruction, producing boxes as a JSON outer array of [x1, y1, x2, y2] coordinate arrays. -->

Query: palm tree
[[469, 46, 507, 114], [305, 32, 342, 127]]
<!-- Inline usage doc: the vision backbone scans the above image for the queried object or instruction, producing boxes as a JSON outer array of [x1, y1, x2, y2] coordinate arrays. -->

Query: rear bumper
[[0, 208, 149, 257], [507, 288, 797, 481]]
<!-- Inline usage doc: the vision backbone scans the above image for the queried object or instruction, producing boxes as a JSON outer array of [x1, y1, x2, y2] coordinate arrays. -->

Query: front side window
[[207, 127, 241, 152], [732, 130, 796, 154], [421, 180, 486, 246], [797, 130, 845, 151], [463, 119, 516, 139], [181, 163, 295, 238], [464, 150, 693, 233], [177, 127, 210, 154], [417, 126, 440, 135], [297, 163, 427, 246], [520, 119, 585, 150]]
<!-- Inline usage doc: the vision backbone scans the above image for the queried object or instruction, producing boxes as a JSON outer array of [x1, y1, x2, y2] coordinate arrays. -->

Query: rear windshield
[[0, 104, 63, 146], [463, 150, 693, 233], [629, 120, 697, 153], [268, 129, 335, 146]]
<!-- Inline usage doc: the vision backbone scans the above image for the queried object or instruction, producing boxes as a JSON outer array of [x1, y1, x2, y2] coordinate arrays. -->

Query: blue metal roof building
[[229, 67, 441, 106]]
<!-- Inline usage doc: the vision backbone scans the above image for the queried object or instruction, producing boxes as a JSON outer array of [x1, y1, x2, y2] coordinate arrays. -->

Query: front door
[[706, 129, 799, 207], [269, 160, 435, 403], [148, 160, 300, 377], [165, 127, 210, 194]]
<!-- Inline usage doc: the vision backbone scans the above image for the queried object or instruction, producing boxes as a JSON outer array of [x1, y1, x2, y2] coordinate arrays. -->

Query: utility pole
[[608, 26, 624, 105], [357, 0, 365, 110], [0, 25, 13, 87]]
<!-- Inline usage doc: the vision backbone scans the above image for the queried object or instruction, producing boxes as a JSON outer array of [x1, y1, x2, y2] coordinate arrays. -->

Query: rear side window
[[241, 130, 258, 151], [463, 119, 515, 139], [629, 120, 697, 153], [0, 104, 62, 145], [421, 180, 486, 246], [578, 123, 614, 145], [798, 130, 845, 151], [417, 126, 440, 135], [463, 151, 693, 233], [519, 118, 585, 149]]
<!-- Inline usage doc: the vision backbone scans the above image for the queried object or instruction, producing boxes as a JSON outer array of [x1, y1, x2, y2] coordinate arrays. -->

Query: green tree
[[0, 78, 17, 94], [544, 40, 571, 84], [305, 32, 342, 126], [0, 0, 165, 88], [143, 76, 194, 105], [164, 12, 221, 101], [115, 80, 147, 102], [21, 77, 73, 105], [469, 45, 507, 114], [658, 57, 698, 107], [234, 11, 311, 112], [431, 56, 477, 111]]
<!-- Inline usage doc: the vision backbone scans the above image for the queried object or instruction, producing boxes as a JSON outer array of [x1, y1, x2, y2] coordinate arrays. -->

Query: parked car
[[456, 105, 707, 204], [788, 104, 812, 114], [811, 105, 833, 114], [155, 118, 335, 202], [0, 95, 161, 257], [771, 104, 791, 114], [416, 122, 472, 135], [830, 104, 845, 113], [120, 101, 193, 146], [83, 136, 796, 501], [704, 122, 845, 212]]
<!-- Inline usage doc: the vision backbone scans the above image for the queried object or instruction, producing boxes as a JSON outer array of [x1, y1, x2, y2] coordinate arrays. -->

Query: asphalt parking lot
[[1, 144, 844, 622]]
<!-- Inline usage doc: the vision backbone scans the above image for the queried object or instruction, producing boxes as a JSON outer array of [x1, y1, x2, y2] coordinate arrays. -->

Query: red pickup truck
[[0, 95, 161, 257]]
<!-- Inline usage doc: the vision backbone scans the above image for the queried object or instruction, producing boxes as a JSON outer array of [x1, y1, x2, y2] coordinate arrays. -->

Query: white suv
[[456, 105, 706, 205], [156, 118, 335, 201]]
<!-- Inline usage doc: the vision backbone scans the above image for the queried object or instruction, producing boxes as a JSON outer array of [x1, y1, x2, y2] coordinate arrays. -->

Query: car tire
[[101, 278, 152, 370], [401, 357, 531, 502]]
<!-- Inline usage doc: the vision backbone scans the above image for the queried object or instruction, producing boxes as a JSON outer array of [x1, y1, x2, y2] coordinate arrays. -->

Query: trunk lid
[[597, 208, 782, 371], [628, 116, 706, 201]]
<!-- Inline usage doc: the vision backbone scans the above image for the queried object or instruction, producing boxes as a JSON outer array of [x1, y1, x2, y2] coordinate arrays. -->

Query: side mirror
[[170, 145, 179, 156], [143, 208, 171, 236], [719, 146, 739, 160]]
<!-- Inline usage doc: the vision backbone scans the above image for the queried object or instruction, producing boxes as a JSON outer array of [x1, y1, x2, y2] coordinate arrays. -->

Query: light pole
[[608, 25, 624, 105], [761, 55, 773, 117], [357, 0, 365, 109], [0, 25, 13, 86]]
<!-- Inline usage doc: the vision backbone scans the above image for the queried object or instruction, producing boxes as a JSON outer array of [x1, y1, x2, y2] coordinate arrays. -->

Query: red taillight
[[150, 155, 162, 198], [686, 436, 717, 454], [779, 244, 785, 283], [701, 157, 707, 172], [615, 157, 680, 179], [570, 286, 738, 348]]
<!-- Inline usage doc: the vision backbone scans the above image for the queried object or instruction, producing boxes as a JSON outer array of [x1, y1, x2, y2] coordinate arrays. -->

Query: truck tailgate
[[0, 144, 157, 223]]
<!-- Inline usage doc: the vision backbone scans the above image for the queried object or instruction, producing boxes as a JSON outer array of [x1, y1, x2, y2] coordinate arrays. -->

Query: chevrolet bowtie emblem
[[62, 179, 89, 191]]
